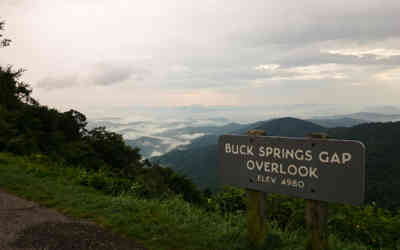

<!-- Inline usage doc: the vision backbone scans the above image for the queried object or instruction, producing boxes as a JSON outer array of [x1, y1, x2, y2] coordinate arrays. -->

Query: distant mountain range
[[147, 112, 400, 157], [360, 105, 400, 114], [90, 111, 400, 159], [310, 112, 400, 124], [308, 117, 366, 128], [153, 117, 400, 209], [142, 112, 400, 157]]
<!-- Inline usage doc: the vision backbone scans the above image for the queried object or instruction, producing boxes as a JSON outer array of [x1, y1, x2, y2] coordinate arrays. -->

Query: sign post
[[305, 133, 328, 250], [246, 130, 267, 248]]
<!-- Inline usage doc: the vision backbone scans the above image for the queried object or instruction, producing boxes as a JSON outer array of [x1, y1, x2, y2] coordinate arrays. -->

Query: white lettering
[[247, 146, 254, 156], [284, 149, 294, 159], [247, 160, 255, 170], [273, 148, 281, 159], [257, 175, 277, 184], [319, 151, 329, 163], [279, 164, 286, 174], [232, 145, 239, 154], [287, 164, 297, 176], [264, 162, 270, 172], [266, 147, 273, 157], [256, 160, 264, 171], [342, 153, 352, 164], [305, 150, 313, 161], [258, 146, 265, 157], [248, 161, 319, 179], [309, 168, 319, 179], [298, 166, 308, 177], [240, 145, 246, 155], [271, 163, 279, 174], [331, 153, 341, 164], [225, 143, 231, 153], [295, 149, 304, 161]]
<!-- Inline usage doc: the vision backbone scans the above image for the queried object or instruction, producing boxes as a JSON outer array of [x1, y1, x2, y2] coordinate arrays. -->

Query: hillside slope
[[329, 121, 400, 209], [308, 117, 366, 128]]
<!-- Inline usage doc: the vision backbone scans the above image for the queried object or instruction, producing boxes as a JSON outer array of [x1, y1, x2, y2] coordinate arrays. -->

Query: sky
[[1, 0, 400, 118]]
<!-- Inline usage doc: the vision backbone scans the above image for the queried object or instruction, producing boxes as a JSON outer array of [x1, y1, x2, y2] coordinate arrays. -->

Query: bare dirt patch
[[0, 189, 147, 250]]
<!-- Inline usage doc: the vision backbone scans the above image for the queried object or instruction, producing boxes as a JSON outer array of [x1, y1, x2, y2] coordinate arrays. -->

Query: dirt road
[[0, 189, 147, 250]]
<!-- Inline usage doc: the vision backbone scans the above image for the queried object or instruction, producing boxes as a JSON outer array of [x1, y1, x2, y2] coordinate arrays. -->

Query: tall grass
[[0, 153, 390, 250]]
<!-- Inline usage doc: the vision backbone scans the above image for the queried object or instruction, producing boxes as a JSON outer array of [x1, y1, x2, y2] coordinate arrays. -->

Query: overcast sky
[[1, 0, 400, 117]]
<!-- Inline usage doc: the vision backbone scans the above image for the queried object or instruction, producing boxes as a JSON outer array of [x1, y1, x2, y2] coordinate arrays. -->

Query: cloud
[[87, 62, 149, 86], [36, 61, 151, 90], [1, 0, 27, 7], [169, 65, 191, 73], [323, 48, 400, 60], [232, 1, 400, 47], [3, 0, 400, 109], [375, 68, 400, 81], [150, 151, 162, 157], [90, 63, 132, 86], [179, 133, 206, 140], [255, 64, 280, 71], [350, 82, 363, 87], [254, 63, 349, 81], [36, 74, 79, 90]]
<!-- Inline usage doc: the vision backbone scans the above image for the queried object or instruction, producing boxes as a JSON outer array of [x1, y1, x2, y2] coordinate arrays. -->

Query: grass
[[0, 153, 381, 250]]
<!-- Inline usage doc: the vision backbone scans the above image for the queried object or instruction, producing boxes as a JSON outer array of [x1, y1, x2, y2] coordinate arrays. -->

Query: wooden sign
[[219, 135, 365, 205]]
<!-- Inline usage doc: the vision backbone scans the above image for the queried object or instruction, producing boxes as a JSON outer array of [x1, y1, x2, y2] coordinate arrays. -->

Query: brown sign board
[[219, 135, 366, 205]]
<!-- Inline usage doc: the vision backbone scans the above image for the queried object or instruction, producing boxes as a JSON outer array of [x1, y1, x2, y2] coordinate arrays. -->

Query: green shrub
[[7, 135, 39, 155], [264, 194, 306, 230], [328, 202, 400, 248], [209, 186, 246, 213], [87, 171, 107, 190]]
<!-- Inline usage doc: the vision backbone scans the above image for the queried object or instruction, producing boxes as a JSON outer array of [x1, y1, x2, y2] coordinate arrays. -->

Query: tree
[[0, 19, 37, 108], [85, 127, 142, 175], [61, 109, 88, 140], [0, 20, 11, 47], [0, 66, 38, 109]]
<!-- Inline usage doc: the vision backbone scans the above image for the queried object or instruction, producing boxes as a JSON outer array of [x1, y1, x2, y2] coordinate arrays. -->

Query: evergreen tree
[[0, 20, 11, 47]]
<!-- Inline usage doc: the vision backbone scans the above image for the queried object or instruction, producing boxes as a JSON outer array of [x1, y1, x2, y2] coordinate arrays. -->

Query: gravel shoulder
[[0, 189, 147, 250]]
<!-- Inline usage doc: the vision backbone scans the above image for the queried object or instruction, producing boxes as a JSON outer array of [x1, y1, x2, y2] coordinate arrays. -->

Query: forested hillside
[[308, 117, 366, 128], [329, 122, 400, 209]]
